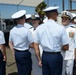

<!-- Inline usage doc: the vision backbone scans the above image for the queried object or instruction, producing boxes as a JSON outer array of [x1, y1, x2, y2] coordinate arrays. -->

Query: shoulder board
[[29, 27, 33, 29], [70, 26, 76, 28]]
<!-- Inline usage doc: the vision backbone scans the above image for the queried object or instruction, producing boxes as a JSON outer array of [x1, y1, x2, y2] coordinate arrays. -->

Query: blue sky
[[44, 0, 76, 11], [0, 0, 76, 19], [0, 4, 35, 19]]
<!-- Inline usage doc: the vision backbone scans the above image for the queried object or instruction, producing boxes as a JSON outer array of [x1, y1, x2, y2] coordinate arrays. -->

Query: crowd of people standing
[[0, 5, 76, 75]]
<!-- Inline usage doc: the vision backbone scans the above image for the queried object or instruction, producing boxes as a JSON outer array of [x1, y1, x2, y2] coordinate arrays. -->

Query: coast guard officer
[[24, 14, 33, 29], [34, 6, 69, 75], [9, 10, 34, 75], [0, 30, 6, 75], [30, 14, 43, 75], [26, 14, 32, 24], [61, 11, 76, 75], [71, 13, 76, 75]]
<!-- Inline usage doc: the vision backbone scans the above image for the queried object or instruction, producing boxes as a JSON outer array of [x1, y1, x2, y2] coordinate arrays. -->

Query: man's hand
[[3, 55, 7, 61], [38, 60, 42, 67]]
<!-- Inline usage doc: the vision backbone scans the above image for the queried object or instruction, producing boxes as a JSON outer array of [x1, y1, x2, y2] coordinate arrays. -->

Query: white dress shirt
[[0, 31, 5, 44], [34, 19, 69, 52], [9, 24, 34, 51], [61, 24, 76, 60], [30, 28, 43, 57], [0, 31, 5, 50], [24, 23, 33, 29]]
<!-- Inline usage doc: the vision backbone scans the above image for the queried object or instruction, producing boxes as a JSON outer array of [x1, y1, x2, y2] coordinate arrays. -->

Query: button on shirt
[[9, 24, 34, 51], [0, 31, 5, 44], [34, 20, 69, 52]]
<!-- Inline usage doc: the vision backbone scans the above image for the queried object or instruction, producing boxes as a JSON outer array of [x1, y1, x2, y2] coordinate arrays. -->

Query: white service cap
[[35, 15, 40, 18], [61, 11, 73, 19], [71, 13, 76, 19], [12, 10, 26, 19], [43, 6, 59, 12], [43, 17, 48, 23], [32, 14, 40, 20], [26, 14, 31, 19]]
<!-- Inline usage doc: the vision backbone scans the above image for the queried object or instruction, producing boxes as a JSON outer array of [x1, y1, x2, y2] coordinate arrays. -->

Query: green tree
[[35, 1, 47, 23]]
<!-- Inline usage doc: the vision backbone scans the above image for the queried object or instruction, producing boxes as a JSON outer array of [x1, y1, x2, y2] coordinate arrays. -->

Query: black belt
[[43, 51, 60, 54], [14, 49, 29, 52]]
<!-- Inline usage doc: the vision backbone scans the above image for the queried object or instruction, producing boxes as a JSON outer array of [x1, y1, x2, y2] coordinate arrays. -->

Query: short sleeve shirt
[[9, 24, 34, 51], [0, 31, 5, 44], [34, 20, 69, 52]]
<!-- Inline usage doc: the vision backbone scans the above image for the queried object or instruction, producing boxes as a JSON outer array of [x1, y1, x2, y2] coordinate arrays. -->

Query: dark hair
[[36, 17, 40, 20]]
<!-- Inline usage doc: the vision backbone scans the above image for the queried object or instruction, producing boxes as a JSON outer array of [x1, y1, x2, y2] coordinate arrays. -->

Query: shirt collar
[[63, 23, 72, 29], [45, 19, 57, 25], [47, 19, 55, 22], [17, 24, 24, 27]]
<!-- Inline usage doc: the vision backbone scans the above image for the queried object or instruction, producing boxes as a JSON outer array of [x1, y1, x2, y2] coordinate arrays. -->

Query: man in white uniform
[[61, 11, 76, 75], [0, 30, 6, 75], [24, 14, 33, 29], [9, 10, 34, 75], [71, 13, 76, 75], [34, 6, 69, 75], [30, 14, 43, 75]]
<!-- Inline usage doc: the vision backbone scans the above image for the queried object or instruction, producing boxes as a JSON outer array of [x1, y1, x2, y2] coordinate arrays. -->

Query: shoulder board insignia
[[29, 27, 33, 29], [70, 26, 76, 28]]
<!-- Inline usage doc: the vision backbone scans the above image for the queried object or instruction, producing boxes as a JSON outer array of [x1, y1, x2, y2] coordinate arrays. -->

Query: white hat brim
[[12, 10, 26, 19], [43, 6, 59, 12], [26, 14, 31, 19]]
